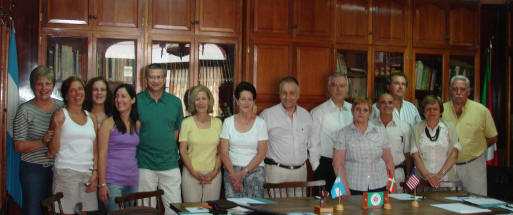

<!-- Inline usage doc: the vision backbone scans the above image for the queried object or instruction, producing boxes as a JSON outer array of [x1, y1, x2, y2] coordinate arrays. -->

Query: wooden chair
[[264, 180, 326, 199], [115, 189, 165, 215], [41, 192, 64, 215], [110, 206, 160, 215]]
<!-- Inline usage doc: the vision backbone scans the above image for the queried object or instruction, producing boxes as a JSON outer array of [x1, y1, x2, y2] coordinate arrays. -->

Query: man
[[310, 72, 352, 191], [137, 63, 184, 214], [260, 77, 313, 195], [371, 93, 412, 192], [371, 72, 421, 127], [442, 75, 498, 195]]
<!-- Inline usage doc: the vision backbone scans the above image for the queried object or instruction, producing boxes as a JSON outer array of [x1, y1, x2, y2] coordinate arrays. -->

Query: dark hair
[[61, 76, 85, 107], [420, 95, 444, 117], [279, 76, 300, 92], [112, 84, 138, 134], [386, 72, 408, 86], [83, 77, 113, 116], [144, 63, 166, 78], [234, 81, 257, 100]]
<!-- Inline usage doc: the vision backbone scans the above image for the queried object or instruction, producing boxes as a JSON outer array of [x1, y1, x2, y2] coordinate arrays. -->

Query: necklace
[[424, 126, 440, 142]]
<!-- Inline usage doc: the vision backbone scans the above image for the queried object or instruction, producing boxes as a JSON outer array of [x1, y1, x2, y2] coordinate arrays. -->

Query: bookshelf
[[96, 39, 136, 86], [374, 51, 404, 101], [336, 49, 368, 101], [415, 54, 443, 107]]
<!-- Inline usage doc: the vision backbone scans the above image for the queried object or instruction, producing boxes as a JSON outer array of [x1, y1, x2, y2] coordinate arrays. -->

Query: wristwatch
[[98, 183, 107, 188], [244, 167, 249, 174]]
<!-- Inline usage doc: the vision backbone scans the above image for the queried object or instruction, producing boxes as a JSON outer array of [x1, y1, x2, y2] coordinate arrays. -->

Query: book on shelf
[[415, 60, 440, 91], [47, 43, 85, 81]]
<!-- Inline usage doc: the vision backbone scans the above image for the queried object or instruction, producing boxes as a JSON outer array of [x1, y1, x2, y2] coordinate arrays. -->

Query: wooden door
[[250, 0, 292, 38], [96, 0, 142, 29], [371, 0, 408, 46], [295, 45, 331, 110], [42, 0, 90, 27], [149, 0, 193, 33], [413, 1, 448, 47], [251, 41, 291, 110], [335, 0, 370, 44], [449, 3, 478, 47], [294, 0, 333, 40], [196, 0, 241, 36]]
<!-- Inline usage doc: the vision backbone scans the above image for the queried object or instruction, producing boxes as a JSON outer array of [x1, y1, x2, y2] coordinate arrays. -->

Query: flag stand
[[411, 188, 419, 207], [336, 196, 344, 211]]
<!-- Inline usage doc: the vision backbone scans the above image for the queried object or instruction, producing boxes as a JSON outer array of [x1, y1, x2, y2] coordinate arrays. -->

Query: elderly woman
[[220, 82, 268, 197], [411, 95, 460, 188], [98, 84, 139, 212], [179, 85, 222, 202], [48, 76, 98, 214], [13, 66, 63, 215], [84, 77, 113, 127], [333, 96, 395, 195]]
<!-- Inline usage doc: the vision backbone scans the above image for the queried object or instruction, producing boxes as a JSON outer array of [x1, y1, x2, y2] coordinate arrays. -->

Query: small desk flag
[[406, 168, 421, 190], [386, 169, 397, 193], [331, 174, 346, 198]]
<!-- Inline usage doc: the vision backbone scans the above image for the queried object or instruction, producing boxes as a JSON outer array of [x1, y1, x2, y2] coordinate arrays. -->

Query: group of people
[[13, 63, 497, 215]]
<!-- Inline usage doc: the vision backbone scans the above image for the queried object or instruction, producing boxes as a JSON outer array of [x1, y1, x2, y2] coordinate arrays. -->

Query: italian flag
[[482, 45, 498, 166]]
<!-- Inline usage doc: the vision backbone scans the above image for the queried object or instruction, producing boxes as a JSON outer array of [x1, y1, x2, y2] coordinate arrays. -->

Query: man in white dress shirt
[[310, 72, 353, 191]]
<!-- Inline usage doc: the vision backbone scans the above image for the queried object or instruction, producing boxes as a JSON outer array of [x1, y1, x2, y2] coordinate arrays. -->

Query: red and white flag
[[406, 168, 421, 191]]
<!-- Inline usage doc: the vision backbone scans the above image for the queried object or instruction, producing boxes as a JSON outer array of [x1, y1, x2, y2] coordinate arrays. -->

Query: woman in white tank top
[[48, 76, 99, 214]]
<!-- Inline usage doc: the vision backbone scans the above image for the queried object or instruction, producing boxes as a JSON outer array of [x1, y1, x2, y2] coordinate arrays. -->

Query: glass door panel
[[374, 51, 404, 100], [337, 49, 367, 101]]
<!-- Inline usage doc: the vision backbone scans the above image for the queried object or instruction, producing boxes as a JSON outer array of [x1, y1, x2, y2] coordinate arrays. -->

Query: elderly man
[[310, 72, 352, 191], [371, 72, 421, 127], [371, 93, 412, 192], [260, 77, 313, 191], [442, 75, 498, 196]]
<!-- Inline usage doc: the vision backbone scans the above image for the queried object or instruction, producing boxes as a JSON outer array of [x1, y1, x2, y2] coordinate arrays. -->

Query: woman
[[220, 82, 268, 197], [179, 85, 222, 202], [411, 95, 460, 188], [48, 76, 98, 214], [84, 77, 113, 127], [333, 96, 395, 195], [13, 66, 63, 215], [97, 84, 139, 212]]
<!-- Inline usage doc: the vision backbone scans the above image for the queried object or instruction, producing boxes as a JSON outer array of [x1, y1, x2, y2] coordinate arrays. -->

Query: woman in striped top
[[13, 66, 63, 215]]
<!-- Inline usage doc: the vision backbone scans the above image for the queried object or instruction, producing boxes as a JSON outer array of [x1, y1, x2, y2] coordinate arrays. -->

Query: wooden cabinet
[[295, 44, 332, 109], [42, 0, 142, 30], [449, 3, 479, 48], [294, 0, 333, 40], [335, 0, 370, 44], [149, 0, 241, 36], [250, 0, 292, 38], [413, 1, 448, 47], [371, 0, 408, 46]]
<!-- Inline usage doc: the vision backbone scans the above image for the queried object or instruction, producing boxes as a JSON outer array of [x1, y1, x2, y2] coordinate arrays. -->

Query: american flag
[[406, 168, 420, 190]]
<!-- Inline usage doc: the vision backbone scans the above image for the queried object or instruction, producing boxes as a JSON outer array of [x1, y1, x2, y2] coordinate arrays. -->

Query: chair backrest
[[115, 189, 165, 215], [41, 192, 64, 215], [110, 206, 160, 215], [264, 180, 326, 199]]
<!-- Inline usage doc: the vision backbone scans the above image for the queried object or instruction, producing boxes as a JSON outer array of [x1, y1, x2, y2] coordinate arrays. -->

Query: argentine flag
[[331, 174, 346, 198], [6, 26, 22, 206]]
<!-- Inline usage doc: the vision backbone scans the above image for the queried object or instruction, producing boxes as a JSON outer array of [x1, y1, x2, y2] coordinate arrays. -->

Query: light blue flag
[[331, 173, 346, 198], [6, 26, 22, 206]]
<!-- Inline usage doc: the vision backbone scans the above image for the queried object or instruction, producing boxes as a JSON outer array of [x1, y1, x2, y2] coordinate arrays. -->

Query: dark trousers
[[350, 186, 386, 195], [313, 156, 336, 193], [19, 160, 53, 215]]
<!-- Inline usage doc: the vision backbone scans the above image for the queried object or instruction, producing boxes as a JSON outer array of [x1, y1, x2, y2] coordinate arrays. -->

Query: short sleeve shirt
[[179, 116, 222, 171], [371, 117, 411, 166], [137, 90, 184, 170], [334, 123, 390, 191], [371, 100, 421, 127]]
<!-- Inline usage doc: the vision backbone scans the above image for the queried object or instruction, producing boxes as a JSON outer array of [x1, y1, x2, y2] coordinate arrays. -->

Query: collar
[[142, 90, 169, 105], [329, 99, 350, 111], [279, 103, 297, 116], [374, 116, 397, 127], [350, 121, 377, 134], [424, 120, 446, 133]]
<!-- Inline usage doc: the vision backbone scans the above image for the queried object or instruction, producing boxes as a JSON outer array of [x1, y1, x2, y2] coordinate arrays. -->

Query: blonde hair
[[188, 85, 214, 114], [351, 96, 373, 114]]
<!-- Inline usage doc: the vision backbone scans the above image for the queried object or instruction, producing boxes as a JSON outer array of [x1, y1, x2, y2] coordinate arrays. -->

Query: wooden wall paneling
[[0, 14, 10, 211], [294, 0, 333, 40], [42, 0, 90, 27], [196, 0, 241, 36], [508, 2, 512, 167], [335, 0, 370, 44], [371, 0, 408, 46], [96, 0, 142, 29], [295, 44, 332, 110], [250, 0, 292, 38], [442, 52, 450, 101], [413, 0, 449, 47], [251, 41, 291, 110], [148, 0, 193, 33], [449, 3, 478, 48]]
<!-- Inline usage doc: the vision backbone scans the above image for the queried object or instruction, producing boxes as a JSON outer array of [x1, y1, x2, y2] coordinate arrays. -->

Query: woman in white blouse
[[219, 82, 268, 197], [411, 95, 460, 188]]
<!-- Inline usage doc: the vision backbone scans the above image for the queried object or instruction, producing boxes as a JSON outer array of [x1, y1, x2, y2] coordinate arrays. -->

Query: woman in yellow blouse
[[179, 85, 222, 202]]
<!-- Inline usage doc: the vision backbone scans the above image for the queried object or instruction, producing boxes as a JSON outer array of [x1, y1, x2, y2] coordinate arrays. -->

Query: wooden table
[[171, 191, 510, 214]]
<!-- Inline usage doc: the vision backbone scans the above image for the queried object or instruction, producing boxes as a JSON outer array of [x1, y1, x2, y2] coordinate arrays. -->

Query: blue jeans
[[19, 160, 53, 215], [105, 183, 138, 212]]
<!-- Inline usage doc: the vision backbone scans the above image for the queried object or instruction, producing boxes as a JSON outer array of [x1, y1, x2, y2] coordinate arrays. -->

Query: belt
[[394, 161, 406, 169], [264, 158, 304, 170], [456, 156, 479, 165]]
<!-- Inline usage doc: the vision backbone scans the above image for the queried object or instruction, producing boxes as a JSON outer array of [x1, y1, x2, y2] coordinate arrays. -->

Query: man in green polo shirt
[[442, 75, 498, 196], [137, 63, 183, 214]]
